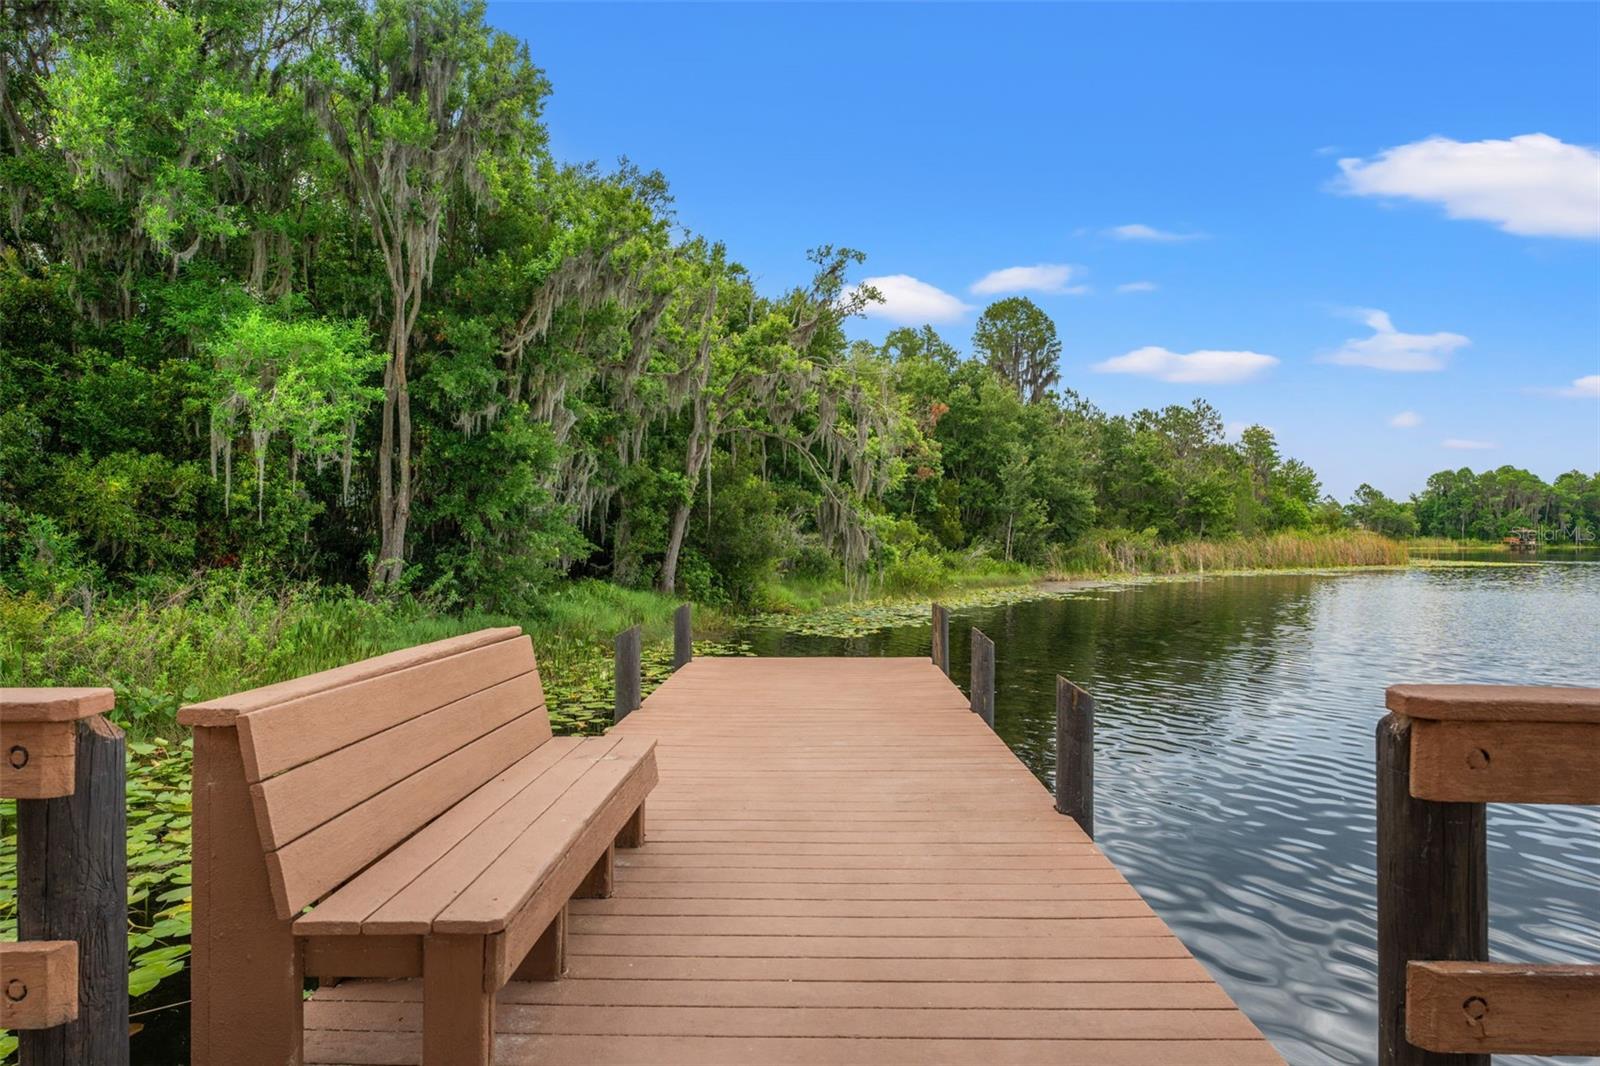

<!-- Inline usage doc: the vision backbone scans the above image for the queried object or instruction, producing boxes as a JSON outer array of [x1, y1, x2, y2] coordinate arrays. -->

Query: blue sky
[[487, 2, 1600, 499]]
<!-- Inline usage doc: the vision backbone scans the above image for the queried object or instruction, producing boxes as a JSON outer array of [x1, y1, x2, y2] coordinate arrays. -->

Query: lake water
[[742, 564, 1600, 1066]]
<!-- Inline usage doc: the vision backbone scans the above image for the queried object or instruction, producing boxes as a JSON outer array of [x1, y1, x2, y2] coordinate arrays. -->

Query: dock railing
[[0, 687, 129, 1065], [1377, 684, 1600, 1065]]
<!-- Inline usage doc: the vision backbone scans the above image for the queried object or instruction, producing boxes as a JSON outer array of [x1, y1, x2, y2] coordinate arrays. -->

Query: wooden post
[[17, 717, 130, 1066], [511, 908, 568, 982], [614, 624, 641, 722], [616, 802, 646, 848], [576, 844, 615, 899], [931, 604, 950, 676], [423, 935, 494, 1065], [1055, 676, 1094, 838], [2, 689, 128, 1066], [673, 604, 692, 671], [969, 627, 994, 728], [1377, 712, 1488, 1066]]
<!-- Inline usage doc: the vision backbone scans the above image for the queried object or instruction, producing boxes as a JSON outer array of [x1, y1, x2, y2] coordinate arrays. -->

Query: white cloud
[[1335, 133, 1600, 239], [1092, 346, 1278, 384], [1389, 411, 1423, 428], [1116, 281, 1159, 294], [1560, 374, 1600, 398], [851, 275, 974, 324], [1442, 438, 1496, 451], [970, 264, 1088, 296], [1525, 374, 1600, 398], [1324, 309, 1469, 372], [1105, 223, 1205, 242]]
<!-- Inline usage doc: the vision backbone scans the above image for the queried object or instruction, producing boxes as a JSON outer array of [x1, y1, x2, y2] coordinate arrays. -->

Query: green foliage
[[1412, 466, 1600, 543], [46, 451, 208, 574], [971, 296, 1061, 404], [122, 738, 194, 999], [1345, 483, 1419, 539], [684, 457, 784, 608], [205, 302, 380, 521], [0, 506, 103, 601]]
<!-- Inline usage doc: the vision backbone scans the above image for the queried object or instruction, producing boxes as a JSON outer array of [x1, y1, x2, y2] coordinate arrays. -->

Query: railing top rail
[[1, 687, 115, 724], [1385, 683, 1600, 724]]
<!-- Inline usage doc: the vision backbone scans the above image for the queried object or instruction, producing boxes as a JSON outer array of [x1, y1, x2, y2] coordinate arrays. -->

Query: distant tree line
[[1346, 470, 1600, 543], [1, 1, 1592, 613]]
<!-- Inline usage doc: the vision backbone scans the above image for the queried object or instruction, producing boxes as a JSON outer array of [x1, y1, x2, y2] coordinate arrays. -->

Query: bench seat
[[296, 735, 655, 992], [297, 735, 654, 937]]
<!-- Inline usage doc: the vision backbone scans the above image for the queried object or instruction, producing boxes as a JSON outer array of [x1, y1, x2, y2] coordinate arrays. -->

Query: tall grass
[[1045, 530, 1408, 578], [758, 553, 1035, 615], [0, 577, 729, 738]]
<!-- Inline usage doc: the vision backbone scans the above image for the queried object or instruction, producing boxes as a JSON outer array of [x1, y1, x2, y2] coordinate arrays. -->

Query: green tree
[[1346, 484, 1417, 538], [310, 0, 550, 588], [971, 297, 1061, 404], [205, 303, 380, 522]]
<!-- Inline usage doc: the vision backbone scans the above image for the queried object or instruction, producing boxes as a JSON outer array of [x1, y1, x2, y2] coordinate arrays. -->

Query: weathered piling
[[673, 604, 693, 671], [930, 604, 950, 676], [1055, 676, 1094, 838], [1375, 684, 1600, 1064], [1376, 711, 1489, 1066], [614, 625, 642, 722], [969, 627, 994, 727], [2, 688, 129, 1066]]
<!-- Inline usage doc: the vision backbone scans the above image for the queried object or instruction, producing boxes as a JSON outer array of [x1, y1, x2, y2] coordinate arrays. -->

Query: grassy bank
[[760, 556, 1038, 615], [1044, 529, 1408, 577], [1408, 536, 1598, 553]]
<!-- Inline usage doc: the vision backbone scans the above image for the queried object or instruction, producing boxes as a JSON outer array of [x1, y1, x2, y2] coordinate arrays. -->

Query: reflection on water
[[741, 566, 1600, 1066]]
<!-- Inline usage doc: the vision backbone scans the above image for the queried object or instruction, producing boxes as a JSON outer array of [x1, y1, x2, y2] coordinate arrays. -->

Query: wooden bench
[[179, 627, 657, 1065]]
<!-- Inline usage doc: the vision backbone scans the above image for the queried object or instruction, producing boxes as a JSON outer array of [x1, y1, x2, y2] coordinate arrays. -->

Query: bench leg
[[190, 726, 304, 1066], [576, 844, 615, 899], [616, 801, 646, 848], [511, 906, 567, 981], [424, 935, 494, 1065]]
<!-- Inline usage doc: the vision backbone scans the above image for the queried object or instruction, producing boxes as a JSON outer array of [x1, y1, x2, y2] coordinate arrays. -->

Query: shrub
[[879, 548, 951, 596]]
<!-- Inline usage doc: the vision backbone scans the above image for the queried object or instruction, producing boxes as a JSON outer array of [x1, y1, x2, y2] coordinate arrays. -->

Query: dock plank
[[304, 655, 1282, 1064]]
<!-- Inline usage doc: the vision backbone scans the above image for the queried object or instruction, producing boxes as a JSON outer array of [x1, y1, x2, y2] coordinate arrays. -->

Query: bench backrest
[[179, 627, 550, 919]]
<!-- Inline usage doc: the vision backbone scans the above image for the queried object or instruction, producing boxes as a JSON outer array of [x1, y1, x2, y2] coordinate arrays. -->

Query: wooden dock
[[303, 656, 1283, 1065]]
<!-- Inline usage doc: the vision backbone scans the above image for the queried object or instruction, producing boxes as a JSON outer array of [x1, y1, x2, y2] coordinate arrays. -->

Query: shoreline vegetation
[[0, 527, 1559, 742]]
